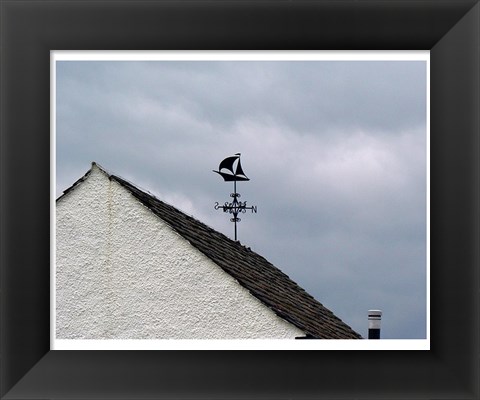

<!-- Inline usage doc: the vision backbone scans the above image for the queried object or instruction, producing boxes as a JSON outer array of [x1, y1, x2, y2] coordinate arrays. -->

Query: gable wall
[[56, 166, 304, 339]]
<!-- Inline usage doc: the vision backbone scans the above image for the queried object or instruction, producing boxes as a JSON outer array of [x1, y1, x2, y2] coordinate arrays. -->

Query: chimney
[[368, 310, 382, 339]]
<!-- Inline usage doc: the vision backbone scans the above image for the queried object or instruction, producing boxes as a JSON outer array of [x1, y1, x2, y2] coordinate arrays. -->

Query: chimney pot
[[368, 309, 382, 339]]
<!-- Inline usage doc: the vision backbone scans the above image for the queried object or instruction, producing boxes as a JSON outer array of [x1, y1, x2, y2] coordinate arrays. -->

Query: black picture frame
[[1, 0, 479, 399]]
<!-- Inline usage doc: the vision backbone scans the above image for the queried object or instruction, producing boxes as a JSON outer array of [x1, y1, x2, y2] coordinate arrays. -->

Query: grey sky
[[55, 57, 427, 340]]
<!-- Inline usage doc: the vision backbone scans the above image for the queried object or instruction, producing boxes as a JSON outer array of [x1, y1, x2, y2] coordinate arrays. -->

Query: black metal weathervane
[[213, 153, 257, 242]]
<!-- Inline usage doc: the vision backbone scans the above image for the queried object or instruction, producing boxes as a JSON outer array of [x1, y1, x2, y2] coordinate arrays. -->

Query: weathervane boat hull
[[213, 170, 250, 181]]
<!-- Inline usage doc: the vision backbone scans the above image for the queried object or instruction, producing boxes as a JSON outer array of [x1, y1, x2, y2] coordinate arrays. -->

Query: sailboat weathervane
[[213, 153, 257, 241]]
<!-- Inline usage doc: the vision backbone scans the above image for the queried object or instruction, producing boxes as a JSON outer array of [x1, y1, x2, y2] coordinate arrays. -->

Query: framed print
[[51, 50, 429, 351], [1, 1, 479, 399]]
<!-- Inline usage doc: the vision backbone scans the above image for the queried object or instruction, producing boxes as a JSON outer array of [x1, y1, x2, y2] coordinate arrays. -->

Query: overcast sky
[[55, 55, 427, 340]]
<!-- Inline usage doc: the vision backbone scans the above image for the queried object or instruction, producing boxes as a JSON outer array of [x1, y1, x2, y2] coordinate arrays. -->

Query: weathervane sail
[[213, 153, 257, 242], [213, 153, 250, 182]]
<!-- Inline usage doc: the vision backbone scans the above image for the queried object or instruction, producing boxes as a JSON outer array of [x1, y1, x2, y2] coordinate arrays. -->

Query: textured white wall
[[56, 165, 304, 339]]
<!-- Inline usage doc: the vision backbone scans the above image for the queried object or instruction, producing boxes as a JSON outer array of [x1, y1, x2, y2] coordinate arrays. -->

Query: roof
[[58, 162, 362, 339]]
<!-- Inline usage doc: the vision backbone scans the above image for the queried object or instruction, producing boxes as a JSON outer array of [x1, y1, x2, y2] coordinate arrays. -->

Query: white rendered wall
[[56, 165, 304, 339]]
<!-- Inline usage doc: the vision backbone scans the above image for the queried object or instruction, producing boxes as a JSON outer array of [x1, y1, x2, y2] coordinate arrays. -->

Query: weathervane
[[213, 153, 257, 241]]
